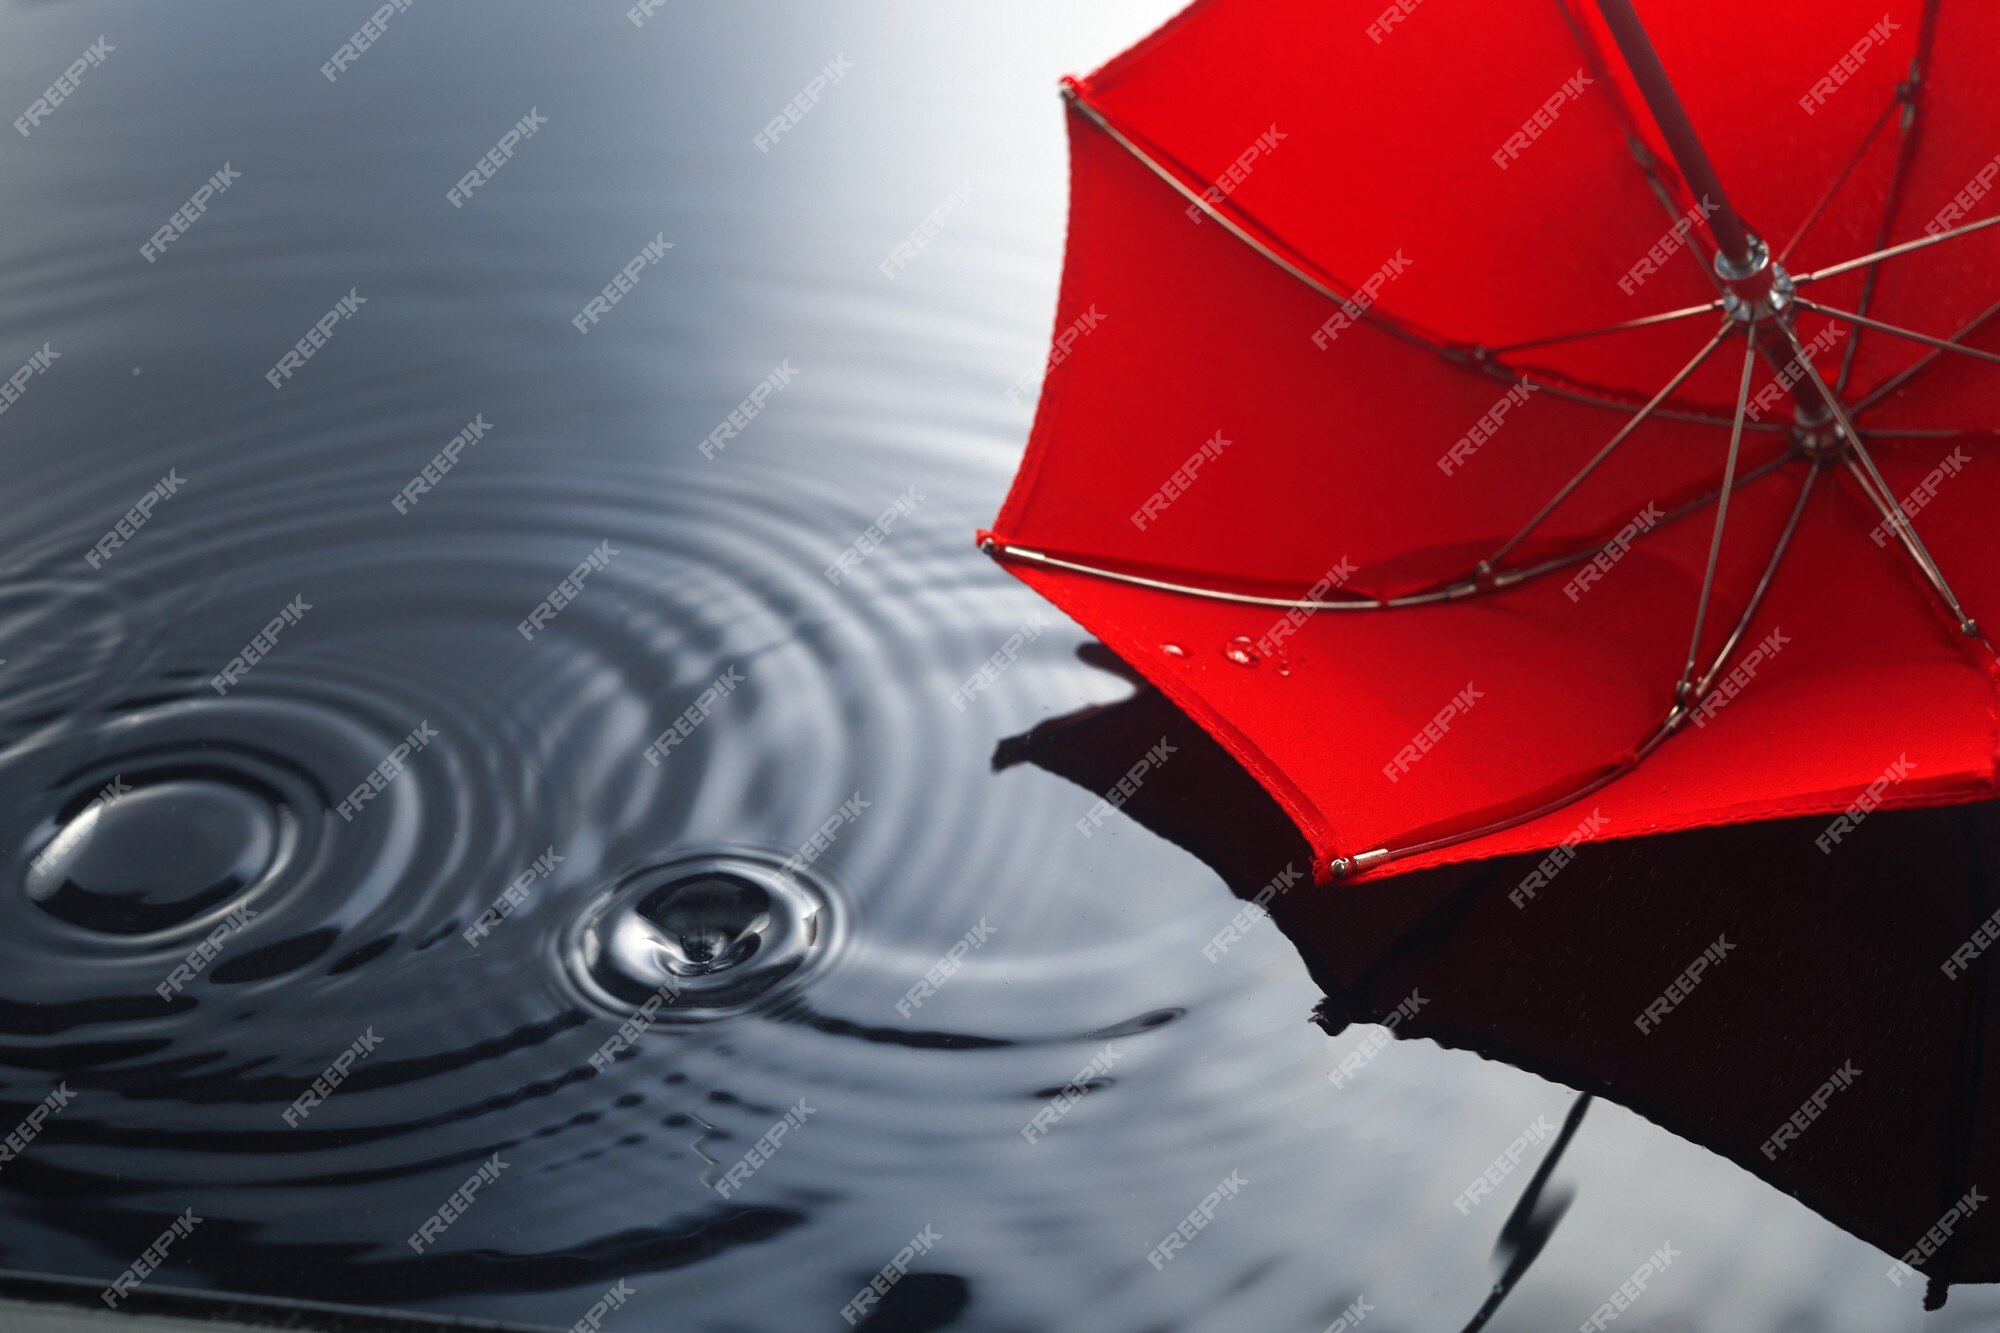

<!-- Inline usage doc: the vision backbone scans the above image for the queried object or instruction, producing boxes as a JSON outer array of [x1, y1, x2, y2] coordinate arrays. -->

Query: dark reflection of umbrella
[[997, 657, 2000, 1311]]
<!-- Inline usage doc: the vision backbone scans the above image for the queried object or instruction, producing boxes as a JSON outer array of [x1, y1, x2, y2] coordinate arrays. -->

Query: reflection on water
[[0, 2, 1994, 1329], [1005, 663, 2000, 1320]]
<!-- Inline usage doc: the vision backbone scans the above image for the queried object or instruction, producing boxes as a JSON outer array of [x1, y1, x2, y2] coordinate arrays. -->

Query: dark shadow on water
[[997, 655, 2000, 1311]]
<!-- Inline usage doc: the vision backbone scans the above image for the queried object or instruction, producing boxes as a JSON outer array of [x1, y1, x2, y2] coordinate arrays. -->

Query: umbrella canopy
[[983, 0, 2000, 880], [999, 676, 2000, 1307]]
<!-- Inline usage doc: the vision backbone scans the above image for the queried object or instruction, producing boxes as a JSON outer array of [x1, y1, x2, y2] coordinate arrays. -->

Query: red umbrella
[[982, 0, 2000, 881]]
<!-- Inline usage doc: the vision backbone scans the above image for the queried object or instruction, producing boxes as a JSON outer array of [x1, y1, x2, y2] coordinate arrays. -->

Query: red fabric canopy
[[985, 0, 2000, 880]]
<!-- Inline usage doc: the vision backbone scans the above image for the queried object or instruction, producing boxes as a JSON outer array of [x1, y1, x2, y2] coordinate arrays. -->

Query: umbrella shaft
[[1595, 0, 1757, 270], [1596, 1, 1834, 426], [1748, 319, 1830, 432]]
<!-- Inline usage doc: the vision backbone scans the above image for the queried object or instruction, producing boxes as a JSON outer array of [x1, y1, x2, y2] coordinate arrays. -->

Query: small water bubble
[[1222, 636, 1260, 667], [1161, 643, 1187, 658]]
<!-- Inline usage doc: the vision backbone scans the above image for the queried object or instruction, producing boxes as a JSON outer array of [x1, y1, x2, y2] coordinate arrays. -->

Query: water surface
[[0, 3, 1994, 1329]]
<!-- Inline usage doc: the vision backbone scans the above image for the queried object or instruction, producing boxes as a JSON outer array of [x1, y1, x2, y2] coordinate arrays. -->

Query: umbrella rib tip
[[1330, 849, 1391, 880]]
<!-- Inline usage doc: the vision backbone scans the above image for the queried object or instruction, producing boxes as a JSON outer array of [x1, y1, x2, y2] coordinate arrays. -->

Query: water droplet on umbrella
[[1222, 636, 1260, 667], [25, 777, 283, 934], [1161, 643, 1187, 658], [566, 852, 835, 1017]]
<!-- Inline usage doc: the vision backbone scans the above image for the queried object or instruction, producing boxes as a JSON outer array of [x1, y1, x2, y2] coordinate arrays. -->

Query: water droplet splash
[[1222, 636, 1260, 667], [565, 852, 836, 1017]]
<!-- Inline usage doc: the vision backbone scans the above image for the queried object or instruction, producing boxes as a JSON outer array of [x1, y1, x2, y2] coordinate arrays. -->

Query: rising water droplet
[[567, 853, 835, 1017], [1222, 636, 1260, 667], [25, 778, 283, 934]]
